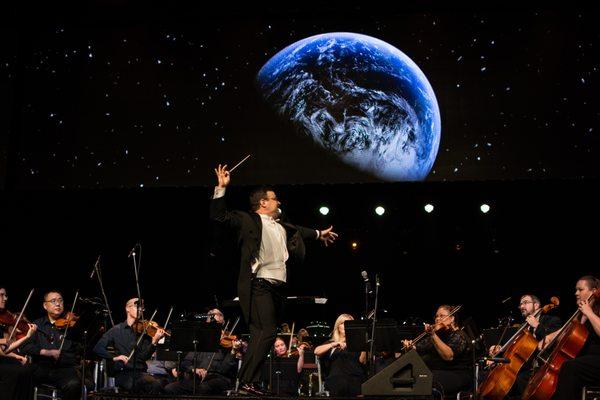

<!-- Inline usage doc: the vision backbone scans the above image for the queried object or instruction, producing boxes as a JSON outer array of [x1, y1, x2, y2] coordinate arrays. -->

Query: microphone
[[361, 271, 372, 294], [128, 244, 139, 258]]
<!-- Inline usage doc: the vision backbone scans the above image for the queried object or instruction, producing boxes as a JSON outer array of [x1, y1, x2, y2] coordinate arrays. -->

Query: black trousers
[[0, 363, 34, 400], [238, 278, 285, 384], [31, 365, 90, 400], [115, 370, 163, 394], [551, 354, 600, 400], [325, 375, 363, 397], [431, 369, 472, 397], [164, 373, 233, 395]]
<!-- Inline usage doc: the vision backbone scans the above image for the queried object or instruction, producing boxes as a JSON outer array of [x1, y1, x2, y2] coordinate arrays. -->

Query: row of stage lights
[[318, 203, 491, 216]]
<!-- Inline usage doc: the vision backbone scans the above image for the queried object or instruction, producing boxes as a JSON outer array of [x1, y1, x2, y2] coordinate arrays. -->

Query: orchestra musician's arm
[[359, 351, 367, 364], [580, 298, 600, 336], [429, 329, 455, 361], [296, 345, 305, 373], [93, 327, 120, 361], [0, 323, 37, 358], [533, 315, 562, 340], [314, 341, 343, 356]]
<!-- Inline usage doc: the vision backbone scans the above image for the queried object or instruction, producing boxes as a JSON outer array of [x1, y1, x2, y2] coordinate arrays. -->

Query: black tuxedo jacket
[[210, 194, 318, 322]]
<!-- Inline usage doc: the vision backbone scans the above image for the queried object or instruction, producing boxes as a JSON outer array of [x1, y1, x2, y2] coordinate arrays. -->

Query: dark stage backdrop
[[1, 2, 597, 339], [1, 179, 597, 333], [2, 2, 600, 189]]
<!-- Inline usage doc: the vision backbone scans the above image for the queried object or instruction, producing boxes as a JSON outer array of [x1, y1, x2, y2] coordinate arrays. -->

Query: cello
[[476, 297, 559, 399], [522, 289, 600, 400]]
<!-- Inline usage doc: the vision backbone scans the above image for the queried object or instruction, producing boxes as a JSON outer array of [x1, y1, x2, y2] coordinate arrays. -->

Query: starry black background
[[3, 2, 599, 189], [1, 2, 599, 335]]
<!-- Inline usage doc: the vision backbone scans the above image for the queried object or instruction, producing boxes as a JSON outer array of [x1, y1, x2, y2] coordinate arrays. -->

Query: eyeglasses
[[519, 301, 534, 306], [45, 298, 64, 305]]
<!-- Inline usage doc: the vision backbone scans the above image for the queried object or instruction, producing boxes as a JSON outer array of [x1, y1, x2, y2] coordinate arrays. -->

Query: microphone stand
[[368, 274, 380, 377], [130, 243, 144, 392], [92, 256, 115, 327]]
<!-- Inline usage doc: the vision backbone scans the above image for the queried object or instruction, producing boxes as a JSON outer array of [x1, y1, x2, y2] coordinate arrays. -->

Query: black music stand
[[261, 357, 299, 396], [169, 321, 221, 394], [345, 319, 403, 353]]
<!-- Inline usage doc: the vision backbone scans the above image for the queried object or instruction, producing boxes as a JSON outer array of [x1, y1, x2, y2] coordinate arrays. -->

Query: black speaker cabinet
[[361, 349, 433, 396]]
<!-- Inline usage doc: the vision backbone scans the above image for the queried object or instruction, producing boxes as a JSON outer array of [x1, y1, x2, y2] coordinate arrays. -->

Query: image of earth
[[257, 32, 441, 181]]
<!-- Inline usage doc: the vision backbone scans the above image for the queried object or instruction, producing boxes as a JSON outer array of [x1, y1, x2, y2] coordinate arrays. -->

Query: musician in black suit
[[210, 164, 337, 394]]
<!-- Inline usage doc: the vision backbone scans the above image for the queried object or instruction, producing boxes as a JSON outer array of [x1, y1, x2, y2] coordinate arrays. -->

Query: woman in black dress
[[403, 305, 472, 397], [545, 275, 600, 400], [314, 314, 366, 397], [0, 286, 38, 400]]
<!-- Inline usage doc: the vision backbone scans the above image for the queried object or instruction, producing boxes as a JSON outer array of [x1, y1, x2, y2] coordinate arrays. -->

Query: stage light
[[424, 204, 434, 213], [480, 204, 491, 214], [375, 206, 385, 216], [319, 206, 330, 216], [351, 241, 359, 250]]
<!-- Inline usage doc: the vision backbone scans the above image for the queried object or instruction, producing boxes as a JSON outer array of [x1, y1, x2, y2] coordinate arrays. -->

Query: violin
[[54, 312, 80, 329], [287, 341, 311, 357], [131, 319, 170, 338], [220, 330, 238, 348], [0, 309, 32, 339], [425, 322, 451, 334]]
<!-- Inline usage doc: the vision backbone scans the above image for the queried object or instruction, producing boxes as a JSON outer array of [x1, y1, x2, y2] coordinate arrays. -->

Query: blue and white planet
[[257, 32, 441, 181]]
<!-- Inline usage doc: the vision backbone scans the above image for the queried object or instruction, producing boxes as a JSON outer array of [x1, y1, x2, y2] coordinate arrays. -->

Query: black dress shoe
[[240, 383, 268, 396]]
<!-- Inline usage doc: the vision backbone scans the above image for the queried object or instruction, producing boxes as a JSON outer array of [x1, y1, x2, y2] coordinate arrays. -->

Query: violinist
[[547, 275, 600, 400], [402, 305, 472, 398], [164, 308, 241, 395], [314, 314, 367, 397], [20, 291, 89, 400], [0, 286, 35, 365], [0, 286, 38, 400], [267, 336, 307, 396], [93, 297, 165, 394], [274, 336, 306, 373]]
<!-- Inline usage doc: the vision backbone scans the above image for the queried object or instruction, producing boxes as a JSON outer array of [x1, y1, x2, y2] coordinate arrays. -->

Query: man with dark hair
[[21, 291, 91, 400], [210, 164, 337, 394], [488, 293, 562, 399]]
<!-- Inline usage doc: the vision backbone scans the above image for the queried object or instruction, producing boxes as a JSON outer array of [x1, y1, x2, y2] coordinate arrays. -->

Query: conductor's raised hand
[[319, 226, 338, 247], [214, 164, 230, 188]]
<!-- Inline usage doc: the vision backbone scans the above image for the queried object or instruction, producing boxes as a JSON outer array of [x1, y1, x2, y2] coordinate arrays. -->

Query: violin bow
[[163, 306, 174, 331], [57, 289, 80, 355], [6, 288, 35, 344], [287, 322, 296, 357]]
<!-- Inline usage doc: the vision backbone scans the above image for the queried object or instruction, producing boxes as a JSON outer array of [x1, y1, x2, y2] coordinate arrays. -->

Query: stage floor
[[89, 394, 435, 400]]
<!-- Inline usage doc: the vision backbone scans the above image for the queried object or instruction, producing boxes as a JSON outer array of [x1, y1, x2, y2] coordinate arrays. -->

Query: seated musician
[[93, 297, 166, 394], [403, 305, 472, 398], [543, 275, 600, 400], [164, 308, 240, 395], [264, 336, 307, 396], [488, 293, 562, 399], [20, 291, 91, 400], [0, 286, 38, 400], [314, 314, 366, 397]]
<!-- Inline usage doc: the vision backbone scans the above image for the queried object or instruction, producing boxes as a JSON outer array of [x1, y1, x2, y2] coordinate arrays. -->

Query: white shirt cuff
[[213, 187, 226, 199]]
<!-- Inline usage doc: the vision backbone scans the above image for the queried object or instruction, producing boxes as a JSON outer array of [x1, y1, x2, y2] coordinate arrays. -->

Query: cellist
[[486, 294, 562, 399], [541, 275, 600, 400]]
